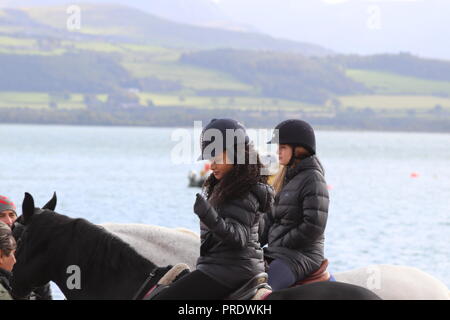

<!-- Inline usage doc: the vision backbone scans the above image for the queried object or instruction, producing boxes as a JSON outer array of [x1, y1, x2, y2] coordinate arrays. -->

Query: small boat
[[188, 162, 211, 188]]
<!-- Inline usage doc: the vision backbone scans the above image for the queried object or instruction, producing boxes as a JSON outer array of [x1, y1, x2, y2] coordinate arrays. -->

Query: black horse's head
[[11, 192, 57, 299]]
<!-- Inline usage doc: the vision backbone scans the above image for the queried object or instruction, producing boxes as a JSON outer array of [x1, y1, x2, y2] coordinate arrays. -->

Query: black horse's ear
[[22, 192, 35, 225], [43, 192, 57, 211]]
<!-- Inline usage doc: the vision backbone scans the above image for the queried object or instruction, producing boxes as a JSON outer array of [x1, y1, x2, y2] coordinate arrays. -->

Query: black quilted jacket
[[196, 182, 274, 289], [259, 155, 329, 280]]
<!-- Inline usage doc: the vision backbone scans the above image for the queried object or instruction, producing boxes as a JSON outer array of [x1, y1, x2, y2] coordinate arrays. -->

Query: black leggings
[[152, 270, 234, 300]]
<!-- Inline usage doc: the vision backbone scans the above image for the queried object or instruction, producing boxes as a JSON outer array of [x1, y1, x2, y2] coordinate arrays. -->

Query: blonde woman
[[260, 119, 329, 290]]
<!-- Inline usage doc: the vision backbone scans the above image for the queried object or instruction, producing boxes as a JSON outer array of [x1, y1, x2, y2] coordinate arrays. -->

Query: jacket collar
[[285, 155, 325, 183]]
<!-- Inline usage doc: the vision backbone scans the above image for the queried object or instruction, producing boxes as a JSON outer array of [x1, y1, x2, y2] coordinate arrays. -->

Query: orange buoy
[[410, 172, 419, 178]]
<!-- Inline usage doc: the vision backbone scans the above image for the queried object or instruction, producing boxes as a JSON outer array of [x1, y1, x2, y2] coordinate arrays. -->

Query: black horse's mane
[[27, 210, 156, 279]]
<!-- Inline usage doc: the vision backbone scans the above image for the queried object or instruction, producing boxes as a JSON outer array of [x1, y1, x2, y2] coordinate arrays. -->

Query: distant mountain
[[0, 0, 257, 32], [0, 4, 333, 56], [2, 0, 449, 59], [216, 0, 450, 60]]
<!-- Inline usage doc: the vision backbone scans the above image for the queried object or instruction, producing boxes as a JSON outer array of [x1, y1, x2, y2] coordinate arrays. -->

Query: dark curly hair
[[203, 143, 268, 207]]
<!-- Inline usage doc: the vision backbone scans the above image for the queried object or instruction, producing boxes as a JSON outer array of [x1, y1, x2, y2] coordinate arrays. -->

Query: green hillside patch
[[181, 49, 369, 104], [23, 5, 330, 55], [334, 53, 450, 82], [0, 36, 65, 55], [0, 47, 66, 55], [68, 41, 124, 53], [0, 92, 86, 110], [339, 95, 450, 112], [0, 36, 37, 48], [124, 62, 254, 93], [138, 93, 323, 112], [347, 69, 450, 96], [0, 52, 131, 93], [119, 45, 255, 93]]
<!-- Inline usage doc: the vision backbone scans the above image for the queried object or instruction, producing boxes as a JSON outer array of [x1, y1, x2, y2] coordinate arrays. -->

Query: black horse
[[12, 193, 381, 300]]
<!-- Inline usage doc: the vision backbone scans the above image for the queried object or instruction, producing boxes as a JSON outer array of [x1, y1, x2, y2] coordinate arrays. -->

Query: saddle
[[143, 260, 331, 300], [225, 259, 332, 300], [294, 259, 331, 286], [226, 273, 272, 300]]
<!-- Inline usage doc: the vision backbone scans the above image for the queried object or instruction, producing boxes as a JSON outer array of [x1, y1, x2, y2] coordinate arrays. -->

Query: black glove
[[193, 193, 211, 218]]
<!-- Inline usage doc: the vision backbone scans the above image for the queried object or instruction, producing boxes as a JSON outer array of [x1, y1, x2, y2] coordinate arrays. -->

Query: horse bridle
[[131, 267, 159, 300]]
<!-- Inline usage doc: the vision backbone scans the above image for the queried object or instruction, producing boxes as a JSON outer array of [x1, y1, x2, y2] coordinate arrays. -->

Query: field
[[346, 69, 450, 96], [0, 92, 86, 110], [338, 95, 450, 113], [138, 93, 323, 112], [2, 90, 450, 116], [0, 91, 325, 113], [1, 34, 450, 116]]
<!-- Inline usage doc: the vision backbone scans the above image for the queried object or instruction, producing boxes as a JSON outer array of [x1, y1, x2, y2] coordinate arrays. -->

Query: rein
[[132, 267, 159, 300]]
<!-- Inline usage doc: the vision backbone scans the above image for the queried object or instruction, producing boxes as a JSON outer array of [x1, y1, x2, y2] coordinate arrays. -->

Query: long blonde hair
[[271, 145, 311, 194]]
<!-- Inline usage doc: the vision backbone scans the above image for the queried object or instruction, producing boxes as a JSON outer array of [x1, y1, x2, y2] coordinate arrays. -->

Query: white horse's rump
[[102, 223, 199, 269], [333, 265, 449, 300], [102, 223, 449, 300]]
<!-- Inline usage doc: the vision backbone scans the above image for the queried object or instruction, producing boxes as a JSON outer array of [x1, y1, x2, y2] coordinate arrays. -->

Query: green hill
[[346, 69, 450, 96], [0, 3, 450, 122], [13, 4, 332, 55]]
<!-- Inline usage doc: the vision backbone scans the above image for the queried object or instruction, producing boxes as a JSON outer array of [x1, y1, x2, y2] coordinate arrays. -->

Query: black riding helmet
[[267, 119, 316, 155], [198, 118, 250, 161]]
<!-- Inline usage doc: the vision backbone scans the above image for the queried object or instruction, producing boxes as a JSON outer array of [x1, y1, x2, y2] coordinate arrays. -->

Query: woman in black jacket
[[154, 119, 273, 300], [260, 119, 329, 291]]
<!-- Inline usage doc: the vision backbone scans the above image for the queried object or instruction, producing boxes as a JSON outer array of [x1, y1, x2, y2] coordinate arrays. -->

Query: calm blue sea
[[1, 124, 449, 299]]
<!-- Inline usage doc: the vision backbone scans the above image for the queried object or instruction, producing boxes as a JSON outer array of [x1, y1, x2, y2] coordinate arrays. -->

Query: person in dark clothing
[[0, 195, 53, 300], [260, 119, 329, 291], [154, 119, 273, 300], [0, 221, 15, 300]]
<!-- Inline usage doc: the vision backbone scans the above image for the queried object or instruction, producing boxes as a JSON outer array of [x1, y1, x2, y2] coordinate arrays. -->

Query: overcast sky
[[1, 0, 449, 59], [214, 0, 450, 59]]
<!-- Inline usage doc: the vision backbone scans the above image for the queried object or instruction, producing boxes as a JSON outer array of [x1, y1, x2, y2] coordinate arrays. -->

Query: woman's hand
[[193, 193, 211, 218]]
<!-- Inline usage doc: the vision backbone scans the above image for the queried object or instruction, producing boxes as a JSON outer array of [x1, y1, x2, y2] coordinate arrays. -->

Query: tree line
[[1, 107, 449, 133]]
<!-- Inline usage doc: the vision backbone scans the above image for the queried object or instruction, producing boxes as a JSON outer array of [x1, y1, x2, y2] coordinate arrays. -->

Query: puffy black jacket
[[196, 182, 273, 289], [259, 155, 329, 280]]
